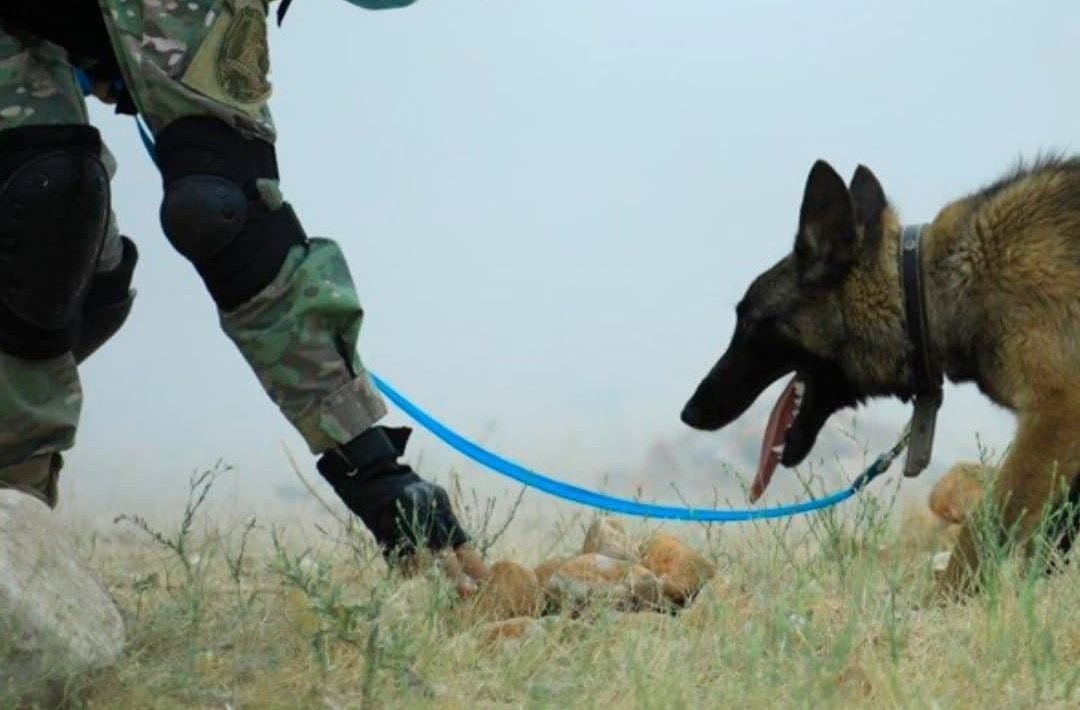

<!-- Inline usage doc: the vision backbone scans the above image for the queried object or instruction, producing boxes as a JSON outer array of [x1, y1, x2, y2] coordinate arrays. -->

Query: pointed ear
[[795, 160, 856, 286], [849, 164, 887, 254]]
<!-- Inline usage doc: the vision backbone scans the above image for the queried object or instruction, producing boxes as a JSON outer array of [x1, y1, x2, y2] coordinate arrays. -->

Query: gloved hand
[[317, 426, 469, 560]]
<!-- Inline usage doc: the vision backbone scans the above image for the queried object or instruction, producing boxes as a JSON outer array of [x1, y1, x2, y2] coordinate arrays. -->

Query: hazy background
[[66, 1, 1078, 519]]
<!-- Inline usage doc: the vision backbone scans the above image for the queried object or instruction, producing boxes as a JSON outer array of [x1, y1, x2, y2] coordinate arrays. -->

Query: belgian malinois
[[681, 158, 1080, 598]]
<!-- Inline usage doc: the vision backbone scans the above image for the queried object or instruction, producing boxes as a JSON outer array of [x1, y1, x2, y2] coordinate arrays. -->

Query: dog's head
[[681, 159, 896, 499]]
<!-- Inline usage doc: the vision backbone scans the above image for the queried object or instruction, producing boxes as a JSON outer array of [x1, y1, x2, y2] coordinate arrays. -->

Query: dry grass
[[6, 461, 1080, 710]]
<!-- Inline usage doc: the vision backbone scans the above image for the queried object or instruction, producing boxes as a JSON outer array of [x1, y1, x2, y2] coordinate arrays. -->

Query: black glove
[[317, 426, 469, 559]]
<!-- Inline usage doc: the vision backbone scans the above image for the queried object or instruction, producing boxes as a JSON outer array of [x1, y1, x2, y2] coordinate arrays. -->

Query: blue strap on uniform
[[73, 66, 908, 521]]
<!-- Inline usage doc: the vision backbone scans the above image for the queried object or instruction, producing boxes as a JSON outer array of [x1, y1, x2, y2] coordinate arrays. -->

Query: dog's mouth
[[682, 353, 856, 502], [752, 375, 802, 502], [749, 363, 856, 501], [682, 321, 861, 501]]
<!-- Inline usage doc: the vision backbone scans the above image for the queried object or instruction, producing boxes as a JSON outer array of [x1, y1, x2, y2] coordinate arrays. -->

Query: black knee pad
[[0, 125, 110, 359], [157, 118, 306, 311]]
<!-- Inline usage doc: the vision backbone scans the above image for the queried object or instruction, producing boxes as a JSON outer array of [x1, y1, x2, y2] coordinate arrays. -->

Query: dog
[[681, 158, 1080, 598]]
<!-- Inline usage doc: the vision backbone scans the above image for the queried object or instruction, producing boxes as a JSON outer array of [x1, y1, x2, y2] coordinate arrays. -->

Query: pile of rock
[[924, 462, 990, 575], [928, 462, 988, 525], [460, 518, 716, 628]]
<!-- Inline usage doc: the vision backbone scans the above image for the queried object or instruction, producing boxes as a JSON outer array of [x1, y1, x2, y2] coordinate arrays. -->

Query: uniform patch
[[216, 7, 270, 104]]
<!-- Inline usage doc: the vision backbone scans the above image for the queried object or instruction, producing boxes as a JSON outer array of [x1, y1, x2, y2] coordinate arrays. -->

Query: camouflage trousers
[[0, 0, 388, 505]]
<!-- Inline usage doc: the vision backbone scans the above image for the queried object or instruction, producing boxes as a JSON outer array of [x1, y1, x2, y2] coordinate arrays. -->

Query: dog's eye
[[776, 319, 799, 339]]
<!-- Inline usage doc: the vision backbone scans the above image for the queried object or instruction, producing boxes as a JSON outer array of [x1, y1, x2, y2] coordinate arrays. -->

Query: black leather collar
[[899, 224, 943, 477]]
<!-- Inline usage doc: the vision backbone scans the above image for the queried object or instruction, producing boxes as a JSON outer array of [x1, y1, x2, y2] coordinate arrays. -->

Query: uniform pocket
[[181, 0, 271, 109]]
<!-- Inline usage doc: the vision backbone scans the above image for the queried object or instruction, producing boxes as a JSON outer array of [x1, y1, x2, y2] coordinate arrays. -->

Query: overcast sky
[[66, 0, 1079, 515]]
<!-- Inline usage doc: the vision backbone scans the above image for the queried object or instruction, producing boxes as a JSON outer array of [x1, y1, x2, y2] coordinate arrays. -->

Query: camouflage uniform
[[0, 1, 394, 504]]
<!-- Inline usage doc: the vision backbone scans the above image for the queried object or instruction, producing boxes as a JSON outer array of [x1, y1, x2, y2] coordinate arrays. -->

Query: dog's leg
[[936, 405, 1080, 600]]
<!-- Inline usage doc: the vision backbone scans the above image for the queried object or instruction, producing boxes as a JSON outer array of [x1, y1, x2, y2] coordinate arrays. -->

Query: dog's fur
[[681, 158, 1080, 598]]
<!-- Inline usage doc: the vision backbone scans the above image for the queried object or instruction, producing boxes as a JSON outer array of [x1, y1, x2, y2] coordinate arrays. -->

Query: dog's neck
[[916, 214, 985, 390]]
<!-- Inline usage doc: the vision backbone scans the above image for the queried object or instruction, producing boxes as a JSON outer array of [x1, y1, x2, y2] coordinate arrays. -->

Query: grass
[[5, 457, 1080, 710]]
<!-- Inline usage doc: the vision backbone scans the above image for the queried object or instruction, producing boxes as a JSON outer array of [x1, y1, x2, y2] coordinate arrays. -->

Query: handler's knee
[[0, 125, 110, 359], [157, 117, 306, 310]]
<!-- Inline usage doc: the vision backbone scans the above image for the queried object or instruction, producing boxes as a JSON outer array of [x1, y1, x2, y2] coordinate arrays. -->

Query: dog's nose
[[681, 402, 702, 427]]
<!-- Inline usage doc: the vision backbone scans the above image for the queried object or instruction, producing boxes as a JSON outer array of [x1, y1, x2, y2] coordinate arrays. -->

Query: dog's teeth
[[771, 444, 785, 455], [793, 381, 806, 397]]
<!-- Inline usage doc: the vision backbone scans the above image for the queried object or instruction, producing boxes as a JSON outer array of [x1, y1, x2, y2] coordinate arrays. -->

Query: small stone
[[477, 617, 545, 647], [400, 547, 489, 599], [931, 551, 952, 575], [543, 553, 663, 611], [928, 462, 987, 524], [467, 561, 542, 621], [0, 490, 125, 698], [639, 533, 715, 605], [581, 517, 637, 561], [533, 557, 568, 589], [557, 553, 632, 584], [437, 551, 478, 599], [456, 547, 490, 582]]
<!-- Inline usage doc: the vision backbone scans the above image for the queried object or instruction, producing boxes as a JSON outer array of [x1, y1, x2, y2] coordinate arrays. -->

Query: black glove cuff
[[316, 425, 412, 483]]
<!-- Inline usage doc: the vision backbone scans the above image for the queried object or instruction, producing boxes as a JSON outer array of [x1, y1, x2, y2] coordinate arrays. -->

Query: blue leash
[[77, 68, 908, 521], [371, 372, 910, 521]]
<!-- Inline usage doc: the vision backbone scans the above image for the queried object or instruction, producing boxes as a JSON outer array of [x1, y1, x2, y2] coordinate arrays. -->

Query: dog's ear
[[849, 164, 887, 255], [795, 159, 856, 286]]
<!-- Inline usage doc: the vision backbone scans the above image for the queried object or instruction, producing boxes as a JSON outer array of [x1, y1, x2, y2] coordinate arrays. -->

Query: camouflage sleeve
[[220, 238, 388, 454]]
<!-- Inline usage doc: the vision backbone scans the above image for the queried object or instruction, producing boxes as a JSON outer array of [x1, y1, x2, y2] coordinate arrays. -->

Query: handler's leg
[[0, 25, 114, 506], [97, 0, 468, 555]]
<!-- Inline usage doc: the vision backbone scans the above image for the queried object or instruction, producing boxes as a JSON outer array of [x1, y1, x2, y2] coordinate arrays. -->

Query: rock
[[456, 547, 490, 583], [476, 617, 545, 647], [556, 553, 631, 585], [467, 561, 542, 621], [543, 553, 664, 611], [0, 490, 125, 694], [533, 557, 568, 589], [436, 550, 477, 599], [400, 547, 489, 599], [931, 551, 952, 577], [639, 533, 715, 605], [929, 462, 987, 524], [581, 517, 637, 562], [625, 570, 665, 609]]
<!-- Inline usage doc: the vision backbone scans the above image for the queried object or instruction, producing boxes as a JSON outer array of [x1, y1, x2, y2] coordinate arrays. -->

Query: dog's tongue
[[750, 376, 799, 503]]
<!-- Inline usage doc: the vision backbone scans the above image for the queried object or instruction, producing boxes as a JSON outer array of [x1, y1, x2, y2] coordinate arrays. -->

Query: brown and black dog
[[681, 158, 1080, 598]]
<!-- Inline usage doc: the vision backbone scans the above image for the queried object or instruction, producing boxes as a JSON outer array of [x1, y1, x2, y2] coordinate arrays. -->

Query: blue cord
[[74, 67, 907, 520], [370, 372, 909, 521]]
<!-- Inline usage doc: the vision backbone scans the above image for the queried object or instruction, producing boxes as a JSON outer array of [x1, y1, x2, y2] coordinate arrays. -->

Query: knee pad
[[157, 118, 306, 311], [0, 126, 110, 359]]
